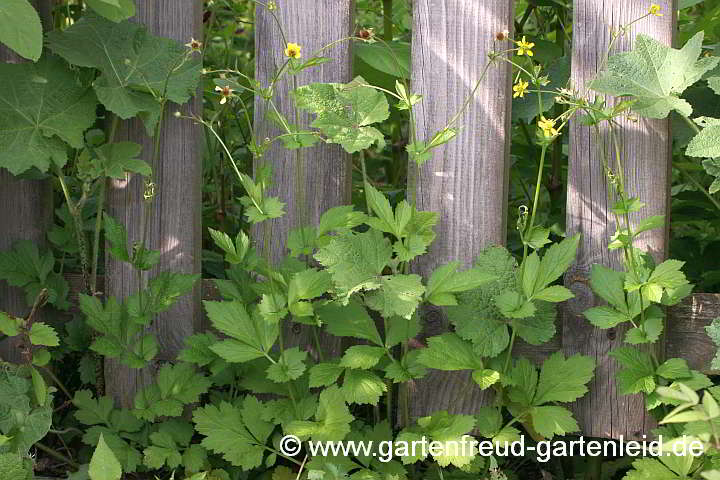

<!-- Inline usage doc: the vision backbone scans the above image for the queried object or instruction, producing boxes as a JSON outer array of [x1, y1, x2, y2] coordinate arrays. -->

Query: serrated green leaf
[[425, 262, 496, 306], [687, 124, 720, 158], [29, 322, 59, 347], [610, 347, 656, 395], [89, 434, 122, 480], [342, 369, 387, 405], [417, 333, 482, 371], [340, 345, 386, 369], [193, 398, 273, 470], [287, 386, 353, 441], [309, 363, 345, 388], [205, 301, 278, 363], [365, 274, 425, 319], [266, 347, 307, 383], [316, 300, 383, 346], [531, 406, 579, 438], [532, 352, 594, 405], [315, 230, 392, 300], [584, 305, 629, 328]]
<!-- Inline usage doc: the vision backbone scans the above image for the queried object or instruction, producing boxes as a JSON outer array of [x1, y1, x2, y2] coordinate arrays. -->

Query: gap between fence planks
[[408, 0, 514, 420], [0, 0, 54, 364], [252, 0, 354, 359], [104, 0, 203, 408]]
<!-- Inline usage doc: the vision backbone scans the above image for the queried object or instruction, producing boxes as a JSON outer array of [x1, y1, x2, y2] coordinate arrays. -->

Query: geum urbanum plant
[[171, 7, 599, 479], [528, 4, 720, 479]]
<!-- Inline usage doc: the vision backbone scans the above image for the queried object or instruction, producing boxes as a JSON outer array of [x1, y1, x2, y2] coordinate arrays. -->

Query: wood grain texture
[[105, 0, 203, 407], [253, 0, 354, 359], [0, 0, 53, 363], [564, 0, 676, 439], [409, 0, 513, 419]]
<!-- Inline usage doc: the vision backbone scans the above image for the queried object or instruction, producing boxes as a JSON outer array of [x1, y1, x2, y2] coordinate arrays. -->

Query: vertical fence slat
[[0, 0, 53, 363], [564, 0, 675, 439], [105, 0, 203, 407], [409, 0, 513, 418], [253, 0, 354, 356]]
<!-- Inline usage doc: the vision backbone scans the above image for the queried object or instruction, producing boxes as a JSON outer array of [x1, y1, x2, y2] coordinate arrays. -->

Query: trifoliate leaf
[[133, 363, 211, 421], [266, 347, 307, 383], [364, 274, 425, 319], [533, 352, 595, 405], [0, 240, 69, 309], [287, 386, 353, 441], [47, 13, 200, 134], [495, 290, 535, 319], [193, 397, 273, 470], [315, 230, 392, 300], [0, 0, 43, 61], [205, 301, 278, 362], [126, 272, 199, 320], [590, 32, 719, 118], [417, 333, 482, 371]]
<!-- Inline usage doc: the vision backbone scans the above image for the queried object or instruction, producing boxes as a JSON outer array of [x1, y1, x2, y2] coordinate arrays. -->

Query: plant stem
[[503, 328, 517, 373], [382, 0, 393, 41], [36, 442, 79, 469], [678, 165, 720, 212]]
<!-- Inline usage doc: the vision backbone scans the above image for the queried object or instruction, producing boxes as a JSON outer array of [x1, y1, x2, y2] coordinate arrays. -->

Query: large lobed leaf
[[0, 56, 97, 174], [590, 32, 718, 119], [47, 13, 200, 134]]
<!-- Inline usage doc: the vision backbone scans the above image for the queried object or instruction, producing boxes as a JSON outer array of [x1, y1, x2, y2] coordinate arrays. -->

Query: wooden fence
[[1, 0, 716, 441]]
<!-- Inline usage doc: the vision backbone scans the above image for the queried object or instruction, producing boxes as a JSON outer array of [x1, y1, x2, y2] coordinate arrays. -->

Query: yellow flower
[[215, 85, 234, 105], [516, 36, 535, 57], [538, 116, 559, 137], [267, 1, 277, 10], [284, 42, 302, 59], [648, 4, 663, 16], [513, 79, 529, 98]]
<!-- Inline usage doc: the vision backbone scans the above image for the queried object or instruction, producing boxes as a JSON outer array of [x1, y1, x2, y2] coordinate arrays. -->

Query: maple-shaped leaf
[[314, 229, 392, 301], [293, 76, 389, 153], [590, 32, 718, 118], [47, 13, 200, 133], [0, 55, 97, 174]]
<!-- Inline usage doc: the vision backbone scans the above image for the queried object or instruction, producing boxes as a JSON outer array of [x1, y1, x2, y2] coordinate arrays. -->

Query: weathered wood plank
[[666, 293, 720, 373], [253, 0, 354, 359], [564, 0, 676, 439], [105, 0, 203, 407], [0, 0, 53, 364], [409, 0, 514, 418]]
